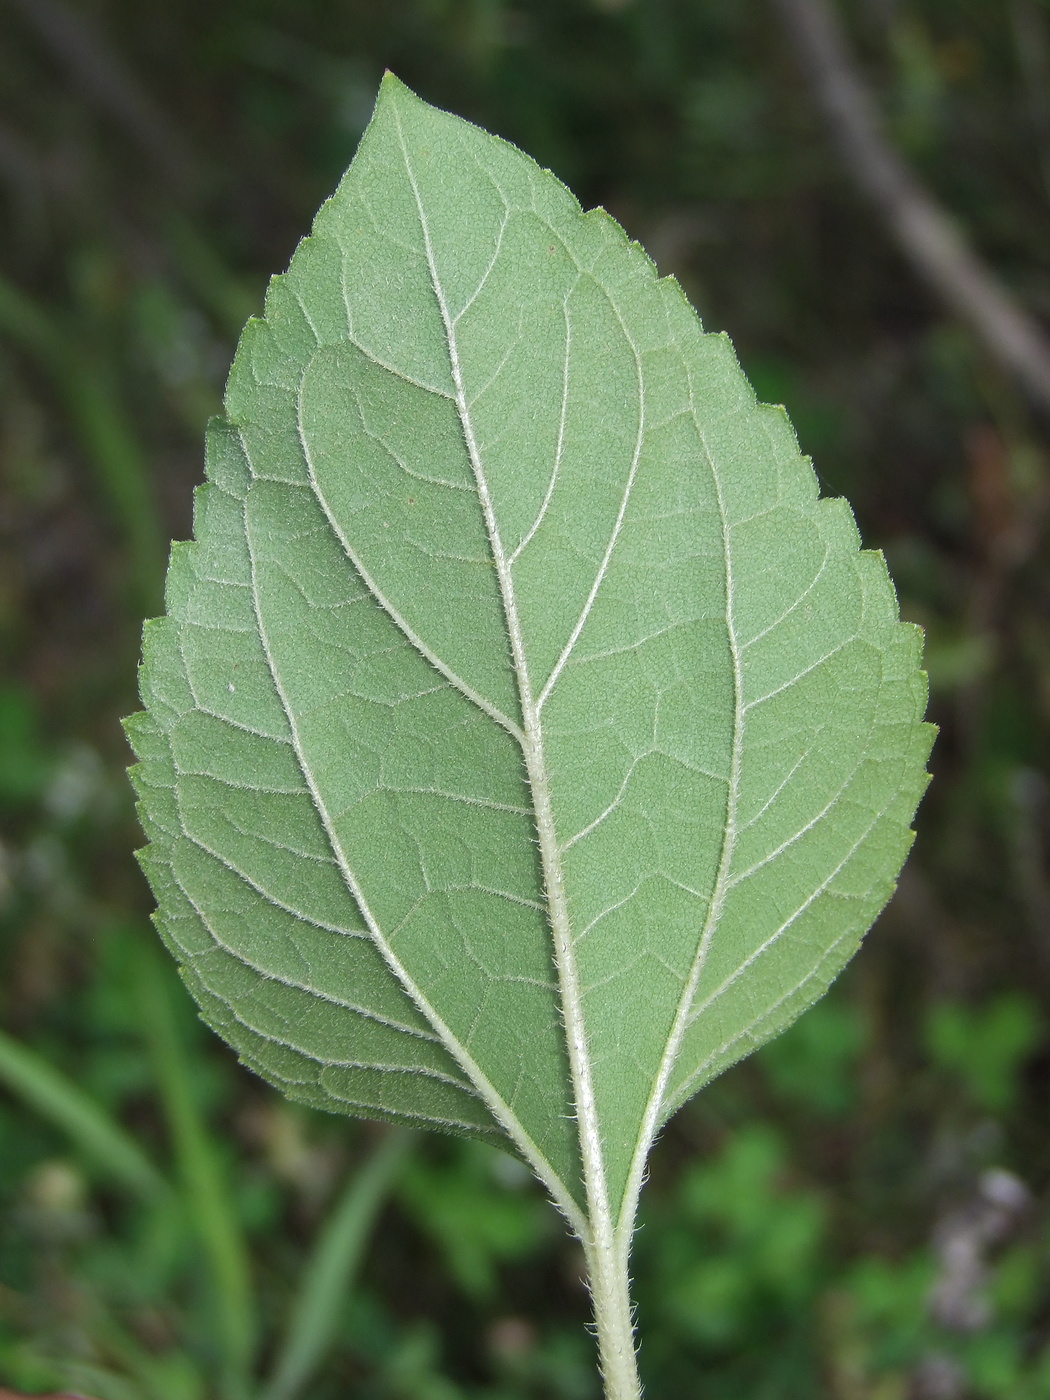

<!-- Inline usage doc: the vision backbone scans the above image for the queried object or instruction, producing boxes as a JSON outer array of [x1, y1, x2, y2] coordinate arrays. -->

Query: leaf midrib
[[387, 115, 602, 1251], [393, 105, 651, 1255]]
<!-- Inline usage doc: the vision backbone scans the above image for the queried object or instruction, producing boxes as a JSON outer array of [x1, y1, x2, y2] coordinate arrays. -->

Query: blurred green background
[[2, 1, 1050, 1396]]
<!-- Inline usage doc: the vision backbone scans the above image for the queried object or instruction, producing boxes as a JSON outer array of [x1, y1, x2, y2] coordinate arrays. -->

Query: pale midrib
[[393, 108, 612, 1254], [241, 496, 586, 1239]]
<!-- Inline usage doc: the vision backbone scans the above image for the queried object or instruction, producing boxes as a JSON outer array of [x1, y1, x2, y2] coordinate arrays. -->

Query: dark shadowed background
[[2, 1, 1050, 1397]]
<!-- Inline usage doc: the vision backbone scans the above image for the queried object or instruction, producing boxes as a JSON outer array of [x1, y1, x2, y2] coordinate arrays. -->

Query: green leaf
[[126, 69, 930, 1320]]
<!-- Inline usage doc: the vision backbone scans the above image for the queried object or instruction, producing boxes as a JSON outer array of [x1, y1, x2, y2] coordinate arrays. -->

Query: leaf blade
[[129, 74, 932, 1249]]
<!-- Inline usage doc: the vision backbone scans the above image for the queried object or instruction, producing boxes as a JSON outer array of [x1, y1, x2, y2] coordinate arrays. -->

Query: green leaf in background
[[126, 74, 932, 1397]]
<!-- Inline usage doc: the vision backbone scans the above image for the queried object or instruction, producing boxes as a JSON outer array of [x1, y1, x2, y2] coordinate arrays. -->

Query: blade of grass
[[0, 271, 162, 609], [0, 270, 60, 360], [52, 1360, 144, 1400], [86, 1292, 208, 1400], [0, 1027, 167, 1200], [261, 1128, 414, 1400], [134, 940, 256, 1400], [61, 360, 164, 610], [166, 217, 259, 339]]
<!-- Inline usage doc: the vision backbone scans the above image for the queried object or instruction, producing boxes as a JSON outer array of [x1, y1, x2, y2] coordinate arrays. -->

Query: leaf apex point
[[378, 71, 418, 105]]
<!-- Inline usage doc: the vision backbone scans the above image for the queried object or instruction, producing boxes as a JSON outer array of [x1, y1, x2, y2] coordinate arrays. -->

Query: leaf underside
[[127, 76, 932, 1230]]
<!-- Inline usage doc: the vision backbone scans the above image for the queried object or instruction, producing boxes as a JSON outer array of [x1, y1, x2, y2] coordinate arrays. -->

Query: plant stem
[[585, 1230, 642, 1400]]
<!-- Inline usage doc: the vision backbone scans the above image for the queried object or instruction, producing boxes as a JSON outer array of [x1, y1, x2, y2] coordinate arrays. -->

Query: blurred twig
[[0, 122, 44, 204], [5, 0, 197, 186], [769, 0, 1050, 415], [1010, 0, 1050, 205]]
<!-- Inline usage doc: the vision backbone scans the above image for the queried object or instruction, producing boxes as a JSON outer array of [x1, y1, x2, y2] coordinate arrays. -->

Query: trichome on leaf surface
[[125, 74, 933, 1400]]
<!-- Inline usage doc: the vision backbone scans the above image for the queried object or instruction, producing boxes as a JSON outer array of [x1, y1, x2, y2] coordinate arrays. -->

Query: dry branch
[[6, 0, 195, 184], [770, 0, 1050, 414]]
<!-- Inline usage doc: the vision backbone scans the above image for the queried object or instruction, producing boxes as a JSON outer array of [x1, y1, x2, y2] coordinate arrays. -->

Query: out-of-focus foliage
[[1, 1, 1050, 1397]]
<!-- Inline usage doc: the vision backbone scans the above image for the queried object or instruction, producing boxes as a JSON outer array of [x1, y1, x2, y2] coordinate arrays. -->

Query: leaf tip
[[376, 69, 420, 111]]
